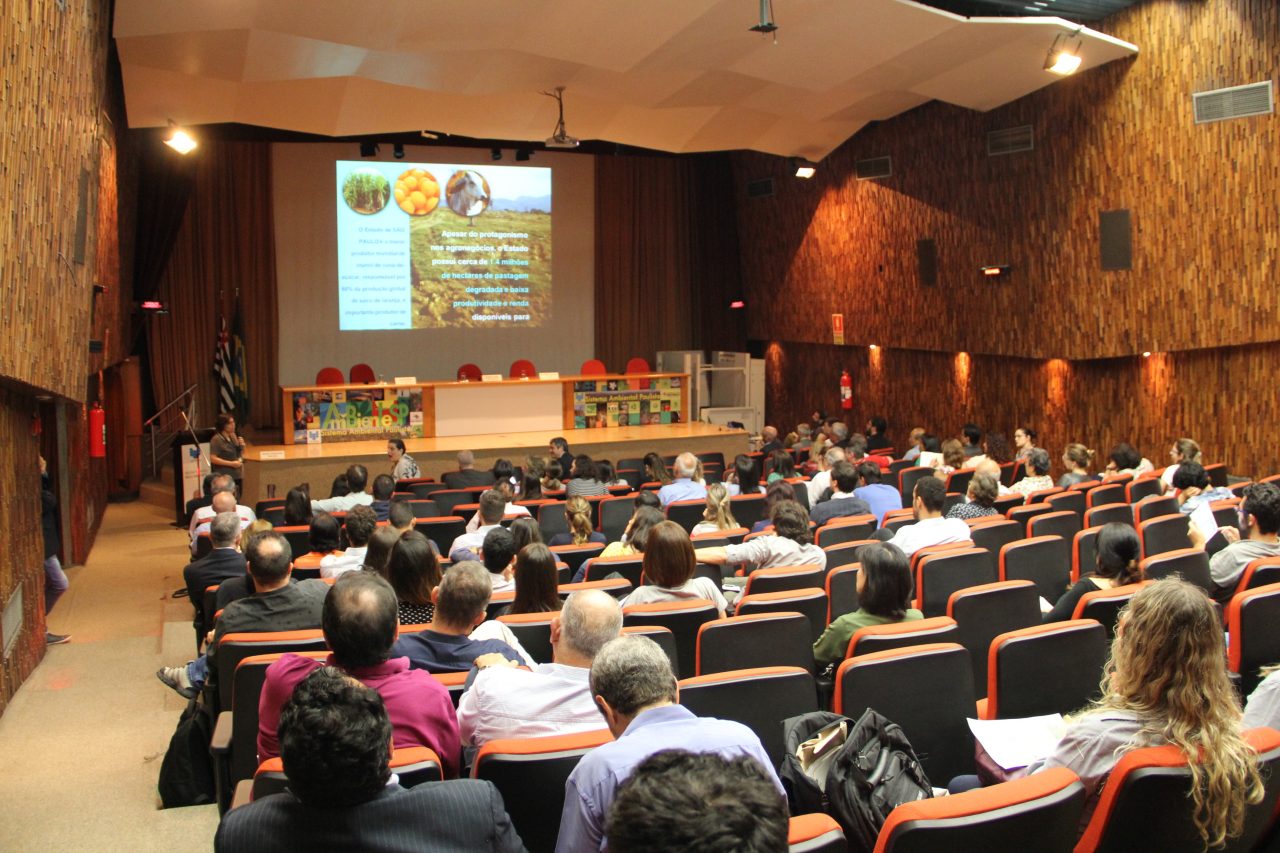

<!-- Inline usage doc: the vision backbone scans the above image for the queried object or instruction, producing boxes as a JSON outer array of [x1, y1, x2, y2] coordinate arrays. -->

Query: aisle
[[0, 501, 220, 852]]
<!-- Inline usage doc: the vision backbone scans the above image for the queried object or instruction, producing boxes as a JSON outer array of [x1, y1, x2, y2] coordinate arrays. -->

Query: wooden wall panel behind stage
[[733, 0, 1280, 360], [764, 339, 1280, 482]]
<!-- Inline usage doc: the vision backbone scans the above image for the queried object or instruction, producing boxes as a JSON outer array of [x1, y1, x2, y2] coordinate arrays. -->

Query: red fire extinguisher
[[840, 370, 853, 411], [89, 401, 106, 458]]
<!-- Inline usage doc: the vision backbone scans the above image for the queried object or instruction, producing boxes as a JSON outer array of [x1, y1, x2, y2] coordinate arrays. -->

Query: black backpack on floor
[[158, 697, 216, 808]]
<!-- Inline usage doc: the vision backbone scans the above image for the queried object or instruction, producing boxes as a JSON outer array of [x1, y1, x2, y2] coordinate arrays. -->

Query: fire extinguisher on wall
[[89, 401, 106, 458], [840, 370, 853, 411]]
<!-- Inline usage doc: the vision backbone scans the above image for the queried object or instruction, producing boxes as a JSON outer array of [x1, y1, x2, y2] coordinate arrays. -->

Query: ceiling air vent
[[855, 156, 892, 180], [746, 177, 775, 199], [988, 125, 1034, 157], [1193, 81, 1273, 124]]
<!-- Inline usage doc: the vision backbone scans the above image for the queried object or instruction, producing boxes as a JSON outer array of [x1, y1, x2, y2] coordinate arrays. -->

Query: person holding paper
[[1042, 523, 1142, 624], [1188, 481, 1280, 602]]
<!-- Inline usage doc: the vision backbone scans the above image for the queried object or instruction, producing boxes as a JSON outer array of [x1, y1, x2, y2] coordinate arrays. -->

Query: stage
[[241, 422, 749, 503]]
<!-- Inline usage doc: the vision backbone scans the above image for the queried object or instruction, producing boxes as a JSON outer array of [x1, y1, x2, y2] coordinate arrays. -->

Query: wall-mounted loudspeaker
[[1099, 210, 1132, 271], [917, 239, 937, 287]]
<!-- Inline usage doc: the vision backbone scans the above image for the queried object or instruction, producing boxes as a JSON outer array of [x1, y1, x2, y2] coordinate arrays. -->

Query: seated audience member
[[360, 526, 401, 579], [566, 455, 609, 498], [541, 459, 565, 493], [793, 423, 814, 450], [865, 416, 891, 453], [388, 531, 441, 625], [550, 436, 575, 481], [282, 486, 312, 527], [812, 542, 921, 668], [1020, 580, 1265, 840], [215, 667, 524, 853], [449, 490, 508, 562], [329, 474, 350, 499], [189, 474, 255, 538], [983, 431, 1011, 464], [550, 496, 607, 547], [595, 460, 625, 490], [1162, 437, 1203, 488], [809, 461, 873, 526], [915, 433, 943, 468], [294, 512, 342, 568], [311, 464, 373, 514], [256, 573, 459, 774], [758, 426, 783, 455], [214, 520, 274, 612], [658, 453, 707, 506], [606, 749, 788, 853], [386, 437, 419, 481], [975, 458, 1013, 496], [387, 497, 416, 534], [320, 506, 375, 578], [933, 438, 966, 480], [696, 501, 826, 572], [556, 635, 782, 853], [752, 480, 799, 533], [458, 589, 621, 748], [1171, 461, 1233, 514], [1012, 426, 1038, 463], [490, 458, 517, 490], [508, 516, 543, 552], [621, 522, 727, 617], [1044, 522, 1142, 623], [1009, 448, 1054, 497], [391, 561, 528, 672], [829, 420, 851, 449], [499, 543, 562, 616], [854, 462, 900, 526], [184, 512, 249, 644], [596, 503, 664, 564], [643, 452, 672, 486], [368, 474, 395, 522], [1104, 441, 1154, 478], [1244, 665, 1280, 731], [185, 473, 217, 525], [159, 533, 327, 698], [727, 453, 766, 497], [945, 473, 1001, 521], [805, 447, 845, 505], [877, 477, 971, 557], [191, 490, 254, 556], [845, 434, 891, 472], [442, 450, 495, 490], [463, 478, 530, 533], [480, 527, 517, 593], [690, 483, 738, 536], [901, 427, 926, 462], [765, 450, 796, 484], [1058, 444, 1099, 489], [1188, 482, 1280, 601], [960, 422, 983, 459]]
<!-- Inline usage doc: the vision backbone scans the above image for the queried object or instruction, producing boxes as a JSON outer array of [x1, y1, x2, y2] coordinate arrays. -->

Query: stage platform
[[241, 422, 749, 504]]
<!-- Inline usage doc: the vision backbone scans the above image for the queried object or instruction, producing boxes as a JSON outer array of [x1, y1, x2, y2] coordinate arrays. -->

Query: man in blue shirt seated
[[657, 453, 707, 507], [555, 635, 781, 852], [391, 561, 528, 672], [853, 461, 902, 527]]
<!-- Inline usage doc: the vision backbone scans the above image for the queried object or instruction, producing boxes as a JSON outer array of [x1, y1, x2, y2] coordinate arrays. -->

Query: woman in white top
[[1009, 447, 1055, 497], [1162, 437, 1202, 488], [690, 482, 739, 536], [386, 438, 419, 481], [621, 521, 727, 617]]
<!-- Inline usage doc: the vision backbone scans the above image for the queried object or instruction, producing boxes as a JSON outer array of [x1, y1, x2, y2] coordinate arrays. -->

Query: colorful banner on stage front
[[572, 377, 683, 429], [292, 386, 425, 443]]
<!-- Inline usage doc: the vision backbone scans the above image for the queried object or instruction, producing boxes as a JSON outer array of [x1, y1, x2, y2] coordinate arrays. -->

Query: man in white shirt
[[449, 490, 507, 562], [190, 490, 254, 556], [806, 447, 846, 506], [188, 475, 256, 538], [880, 476, 971, 557], [456, 590, 622, 749], [319, 505, 376, 579], [311, 464, 374, 514]]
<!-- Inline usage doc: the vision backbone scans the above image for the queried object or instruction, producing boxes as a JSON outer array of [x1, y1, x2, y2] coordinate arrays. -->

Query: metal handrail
[[144, 383, 198, 429], [145, 383, 199, 480]]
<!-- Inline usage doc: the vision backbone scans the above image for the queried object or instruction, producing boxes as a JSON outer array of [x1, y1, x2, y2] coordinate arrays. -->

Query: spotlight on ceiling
[[981, 264, 1011, 278], [490, 148, 503, 161], [749, 0, 778, 34], [163, 120, 197, 155], [791, 158, 818, 179], [1045, 32, 1084, 76], [359, 141, 379, 158], [515, 148, 532, 162], [393, 143, 405, 160], [541, 86, 580, 149]]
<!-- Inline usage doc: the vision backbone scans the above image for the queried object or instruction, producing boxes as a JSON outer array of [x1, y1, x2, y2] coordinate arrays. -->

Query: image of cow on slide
[[446, 170, 490, 220]]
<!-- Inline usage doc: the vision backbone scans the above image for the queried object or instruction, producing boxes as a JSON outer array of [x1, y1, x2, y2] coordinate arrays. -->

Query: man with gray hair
[[188, 472, 255, 540], [443, 450, 495, 489], [456, 589, 622, 748], [806, 445, 846, 505], [182, 510, 248, 648], [555, 635, 781, 852], [657, 452, 707, 506], [190, 489, 255, 556]]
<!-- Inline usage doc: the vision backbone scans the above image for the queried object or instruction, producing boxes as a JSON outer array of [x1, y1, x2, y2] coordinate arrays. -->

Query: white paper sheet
[[967, 714, 1067, 770], [1190, 500, 1219, 543]]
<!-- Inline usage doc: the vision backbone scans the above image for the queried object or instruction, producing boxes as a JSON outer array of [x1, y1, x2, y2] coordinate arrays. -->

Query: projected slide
[[335, 161, 551, 330]]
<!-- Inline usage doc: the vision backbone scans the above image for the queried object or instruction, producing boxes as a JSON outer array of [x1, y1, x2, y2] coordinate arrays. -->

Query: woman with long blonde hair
[[691, 482, 738, 536], [549, 495, 605, 547], [1030, 579, 1264, 844]]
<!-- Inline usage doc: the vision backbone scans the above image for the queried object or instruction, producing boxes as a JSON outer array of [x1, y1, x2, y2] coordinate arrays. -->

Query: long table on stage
[[240, 422, 749, 504]]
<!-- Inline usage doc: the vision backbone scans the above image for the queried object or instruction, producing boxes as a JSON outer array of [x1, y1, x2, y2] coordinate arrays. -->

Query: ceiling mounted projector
[[542, 86, 580, 149]]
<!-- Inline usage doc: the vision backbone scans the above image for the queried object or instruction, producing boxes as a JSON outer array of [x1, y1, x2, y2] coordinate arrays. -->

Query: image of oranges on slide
[[395, 169, 440, 216]]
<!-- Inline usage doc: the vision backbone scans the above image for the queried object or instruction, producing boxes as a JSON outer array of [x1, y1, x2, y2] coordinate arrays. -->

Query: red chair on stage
[[315, 367, 344, 385], [509, 359, 536, 379], [580, 359, 607, 376], [456, 363, 482, 382], [626, 356, 651, 389], [348, 363, 376, 384]]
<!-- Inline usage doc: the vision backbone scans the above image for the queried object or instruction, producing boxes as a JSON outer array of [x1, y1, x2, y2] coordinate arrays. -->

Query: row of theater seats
[[315, 357, 654, 384]]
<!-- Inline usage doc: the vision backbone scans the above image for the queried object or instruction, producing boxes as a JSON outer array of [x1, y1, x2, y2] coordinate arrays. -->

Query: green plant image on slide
[[409, 208, 551, 328], [341, 168, 391, 215]]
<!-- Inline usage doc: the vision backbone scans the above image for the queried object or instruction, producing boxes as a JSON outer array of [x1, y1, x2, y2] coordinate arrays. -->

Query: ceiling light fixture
[[749, 0, 778, 39], [541, 86, 580, 149], [490, 148, 503, 161], [1045, 32, 1084, 76], [393, 143, 405, 160], [792, 158, 818, 179], [163, 120, 197, 154]]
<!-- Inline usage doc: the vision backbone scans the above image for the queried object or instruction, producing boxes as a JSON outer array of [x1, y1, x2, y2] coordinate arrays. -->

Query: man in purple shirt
[[657, 453, 708, 507], [555, 635, 781, 852], [257, 572, 460, 777], [391, 561, 528, 672]]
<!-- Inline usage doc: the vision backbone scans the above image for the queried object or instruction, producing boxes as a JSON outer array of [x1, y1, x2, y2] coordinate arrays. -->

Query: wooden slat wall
[[732, 0, 1280, 361], [764, 339, 1280, 482]]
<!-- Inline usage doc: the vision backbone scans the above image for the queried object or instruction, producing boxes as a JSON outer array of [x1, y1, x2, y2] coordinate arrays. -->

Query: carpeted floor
[[0, 501, 221, 852]]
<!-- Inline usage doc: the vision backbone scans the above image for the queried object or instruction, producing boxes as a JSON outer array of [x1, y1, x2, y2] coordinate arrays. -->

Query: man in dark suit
[[809, 461, 873, 527], [182, 512, 247, 650], [442, 450, 496, 489], [215, 667, 526, 853], [550, 437, 574, 479]]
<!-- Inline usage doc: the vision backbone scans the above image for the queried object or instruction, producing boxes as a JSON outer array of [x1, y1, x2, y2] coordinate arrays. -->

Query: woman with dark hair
[[503, 543, 563, 616], [490, 458, 517, 490], [508, 517, 543, 552], [566, 455, 608, 497], [752, 480, 797, 533], [982, 431, 1011, 465], [541, 460, 564, 493], [1105, 442, 1155, 478], [726, 453, 763, 497], [1012, 426, 1038, 463], [1043, 522, 1143, 623], [283, 487, 312, 526], [621, 521, 727, 617], [302, 512, 341, 559], [595, 460, 624, 489], [387, 530, 441, 625], [597, 504, 664, 563], [386, 437, 419, 481], [812, 542, 920, 668], [329, 474, 350, 499], [361, 526, 401, 578], [209, 413, 245, 484], [766, 450, 796, 484], [643, 452, 672, 486]]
